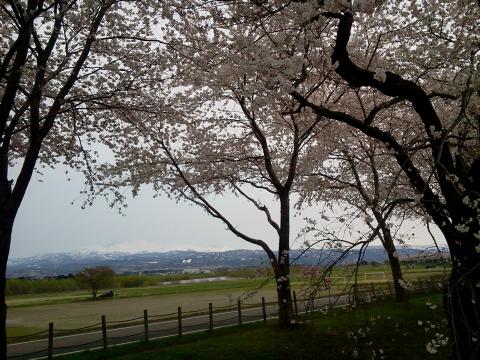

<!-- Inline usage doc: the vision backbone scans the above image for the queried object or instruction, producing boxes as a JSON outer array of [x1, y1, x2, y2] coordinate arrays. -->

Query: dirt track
[[7, 286, 280, 332]]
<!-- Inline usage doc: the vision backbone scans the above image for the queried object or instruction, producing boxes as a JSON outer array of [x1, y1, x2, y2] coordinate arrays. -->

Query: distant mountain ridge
[[6, 246, 448, 278]]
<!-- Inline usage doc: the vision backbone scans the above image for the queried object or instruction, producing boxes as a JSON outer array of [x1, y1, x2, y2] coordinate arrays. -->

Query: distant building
[[181, 268, 212, 274], [399, 251, 451, 264]]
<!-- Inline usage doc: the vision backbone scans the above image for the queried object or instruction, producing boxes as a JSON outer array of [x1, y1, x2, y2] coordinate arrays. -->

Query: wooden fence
[[7, 277, 445, 359]]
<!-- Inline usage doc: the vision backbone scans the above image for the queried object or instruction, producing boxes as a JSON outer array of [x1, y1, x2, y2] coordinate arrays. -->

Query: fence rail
[[7, 278, 444, 359]]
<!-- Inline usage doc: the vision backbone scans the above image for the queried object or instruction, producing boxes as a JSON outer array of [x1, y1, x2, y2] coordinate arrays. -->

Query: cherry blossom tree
[[97, 91, 322, 327], [146, 0, 477, 355], [286, 1, 479, 358], [92, 0, 349, 327], [89, 0, 477, 352], [308, 127, 429, 301], [0, 0, 159, 355]]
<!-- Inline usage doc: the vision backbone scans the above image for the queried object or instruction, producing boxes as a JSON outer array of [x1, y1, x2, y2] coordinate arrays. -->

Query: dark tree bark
[[381, 226, 406, 302], [443, 233, 480, 360], [0, 216, 13, 360], [276, 192, 293, 326]]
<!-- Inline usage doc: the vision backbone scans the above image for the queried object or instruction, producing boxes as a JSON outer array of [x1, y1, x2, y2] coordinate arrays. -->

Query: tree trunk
[[0, 144, 40, 357], [444, 243, 480, 360], [381, 227, 406, 302], [0, 214, 13, 360], [276, 277, 293, 327], [387, 252, 406, 302], [0, 264, 7, 360], [277, 192, 292, 327]]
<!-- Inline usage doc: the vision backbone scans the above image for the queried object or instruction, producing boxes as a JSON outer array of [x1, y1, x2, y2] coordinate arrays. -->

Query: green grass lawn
[[58, 293, 449, 360]]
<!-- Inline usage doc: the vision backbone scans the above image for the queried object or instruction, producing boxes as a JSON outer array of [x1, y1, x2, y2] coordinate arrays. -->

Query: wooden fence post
[[353, 283, 358, 305], [47, 322, 53, 360], [293, 291, 298, 317], [237, 299, 242, 326], [371, 282, 376, 299], [178, 306, 182, 337], [209, 303, 213, 331], [328, 285, 332, 308], [144, 309, 149, 342], [101, 315, 107, 350], [262, 297, 267, 322]]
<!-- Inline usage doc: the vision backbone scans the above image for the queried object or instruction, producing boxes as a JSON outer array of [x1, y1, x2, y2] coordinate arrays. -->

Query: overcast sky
[[9, 165, 447, 259], [10, 165, 273, 258]]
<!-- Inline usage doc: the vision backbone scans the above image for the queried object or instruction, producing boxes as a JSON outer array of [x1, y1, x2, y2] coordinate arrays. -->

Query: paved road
[[7, 293, 357, 359]]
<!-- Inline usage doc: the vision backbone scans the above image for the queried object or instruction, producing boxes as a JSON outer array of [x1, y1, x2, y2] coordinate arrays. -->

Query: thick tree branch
[[328, 12, 459, 207], [230, 182, 281, 235], [290, 90, 453, 243]]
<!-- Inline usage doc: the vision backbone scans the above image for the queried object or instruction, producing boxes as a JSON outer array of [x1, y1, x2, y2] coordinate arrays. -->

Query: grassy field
[[6, 264, 448, 308], [6, 264, 449, 339], [6, 278, 279, 337], [6, 262, 450, 297], [5, 272, 231, 296], [57, 293, 449, 360], [6, 278, 273, 308]]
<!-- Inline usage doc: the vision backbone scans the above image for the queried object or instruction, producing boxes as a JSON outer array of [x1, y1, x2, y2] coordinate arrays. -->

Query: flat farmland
[[6, 265, 449, 338], [6, 278, 284, 337]]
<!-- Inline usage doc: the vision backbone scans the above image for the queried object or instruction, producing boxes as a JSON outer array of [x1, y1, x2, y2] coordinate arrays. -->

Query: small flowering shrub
[[421, 301, 449, 355]]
